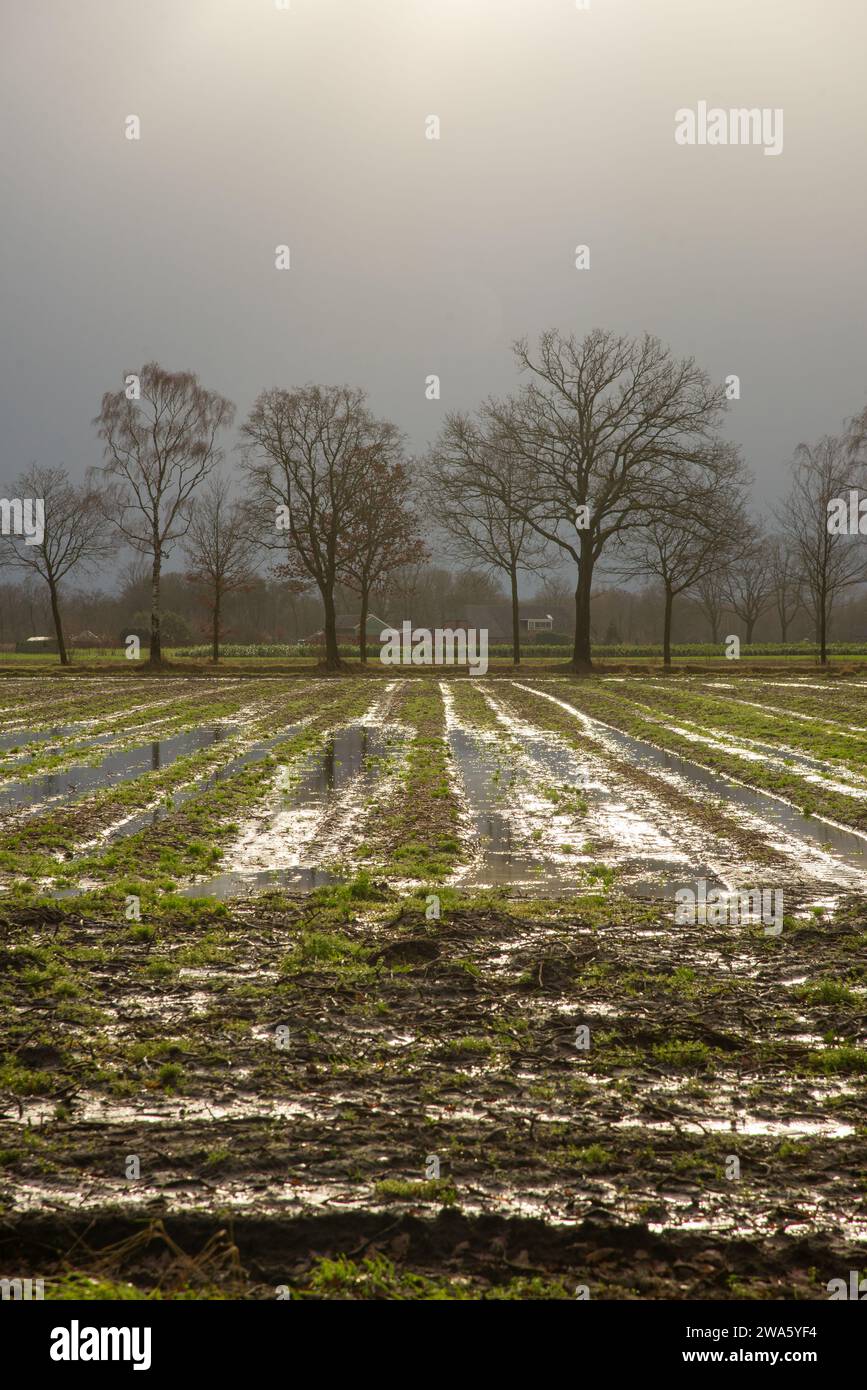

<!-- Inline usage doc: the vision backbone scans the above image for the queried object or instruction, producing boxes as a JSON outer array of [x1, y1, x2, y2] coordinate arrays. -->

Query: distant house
[[304, 613, 390, 645], [15, 635, 58, 654], [444, 605, 555, 641], [520, 610, 554, 634], [70, 630, 103, 647]]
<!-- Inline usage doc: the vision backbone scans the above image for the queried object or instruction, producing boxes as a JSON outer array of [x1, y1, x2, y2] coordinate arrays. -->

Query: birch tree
[[93, 363, 234, 664]]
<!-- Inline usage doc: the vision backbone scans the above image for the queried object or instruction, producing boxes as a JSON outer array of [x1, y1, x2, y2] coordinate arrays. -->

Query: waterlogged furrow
[[59, 682, 379, 892], [599, 689, 867, 799], [443, 680, 638, 893], [551, 683, 867, 838], [0, 678, 240, 738], [0, 684, 269, 795], [600, 681, 867, 775], [0, 688, 340, 889], [356, 680, 465, 881], [504, 682, 867, 901], [693, 682, 867, 735], [462, 681, 731, 896], [0, 686, 365, 895], [182, 685, 410, 897]]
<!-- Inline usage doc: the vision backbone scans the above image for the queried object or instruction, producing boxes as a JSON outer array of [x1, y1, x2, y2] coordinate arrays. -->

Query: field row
[[1, 675, 867, 911]]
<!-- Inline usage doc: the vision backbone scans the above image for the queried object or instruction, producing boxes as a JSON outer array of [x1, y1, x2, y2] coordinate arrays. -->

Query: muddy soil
[[1, 890, 865, 1298], [1, 672, 866, 1299]]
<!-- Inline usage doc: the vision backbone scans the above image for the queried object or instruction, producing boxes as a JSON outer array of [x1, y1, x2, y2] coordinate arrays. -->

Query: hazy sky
[[2, 0, 866, 523]]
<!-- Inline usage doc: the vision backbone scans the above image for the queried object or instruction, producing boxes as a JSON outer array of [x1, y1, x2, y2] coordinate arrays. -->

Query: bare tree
[[612, 457, 745, 666], [492, 329, 728, 671], [373, 557, 429, 628], [425, 417, 549, 665], [691, 569, 729, 645], [339, 455, 427, 664], [241, 385, 398, 671], [777, 435, 866, 664], [184, 474, 257, 662], [767, 535, 802, 642], [0, 464, 111, 665], [722, 522, 774, 645], [92, 363, 234, 664]]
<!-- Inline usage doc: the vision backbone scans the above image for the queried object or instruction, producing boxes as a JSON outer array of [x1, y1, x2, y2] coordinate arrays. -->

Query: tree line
[[2, 332, 866, 670]]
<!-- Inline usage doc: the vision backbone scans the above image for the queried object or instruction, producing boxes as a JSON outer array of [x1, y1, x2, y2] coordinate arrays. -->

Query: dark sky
[[2, 0, 865, 524]]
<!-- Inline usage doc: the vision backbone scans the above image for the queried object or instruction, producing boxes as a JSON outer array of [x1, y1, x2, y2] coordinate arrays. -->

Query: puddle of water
[[0, 724, 89, 754], [515, 684, 867, 891], [99, 733, 293, 842], [180, 722, 393, 898], [445, 725, 574, 889], [614, 1116, 855, 1138], [185, 865, 342, 896], [0, 725, 235, 813], [462, 686, 726, 898]]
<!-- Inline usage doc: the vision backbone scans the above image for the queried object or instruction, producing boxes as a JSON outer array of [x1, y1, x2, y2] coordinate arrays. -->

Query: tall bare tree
[[777, 435, 866, 664], [92, 363, 234, 664], [767, 535, 802, 642], [0, 464, 111, 665], [425, 417, 549, 665], [613, 459, 745, 667], [491, 329, 728, 671], [691, 568, 729, 645], [241, 385, 398, 671], [339, 455, 427, 664], [722, 522, 773, 645], [184, 474, 257, 662]]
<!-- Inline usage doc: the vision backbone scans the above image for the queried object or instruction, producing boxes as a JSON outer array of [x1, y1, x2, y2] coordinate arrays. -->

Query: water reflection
[[0, 725, 234, 813], [181, 724, 387, 899]]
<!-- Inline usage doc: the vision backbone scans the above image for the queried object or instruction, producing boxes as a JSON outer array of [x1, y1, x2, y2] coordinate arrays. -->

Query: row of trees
[[425, 331, 867, 669], [2, 556, 860, 655], [1, 369, 426, 666], [2, 335, 866, 669]]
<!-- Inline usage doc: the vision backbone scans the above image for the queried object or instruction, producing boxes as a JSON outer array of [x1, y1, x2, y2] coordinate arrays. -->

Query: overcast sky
[[2, 0, 865, 532]]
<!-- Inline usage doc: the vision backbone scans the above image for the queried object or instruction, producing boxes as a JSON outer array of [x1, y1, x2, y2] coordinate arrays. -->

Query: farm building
[[441, 605, 558, 642], [303, 613, 390, 645]]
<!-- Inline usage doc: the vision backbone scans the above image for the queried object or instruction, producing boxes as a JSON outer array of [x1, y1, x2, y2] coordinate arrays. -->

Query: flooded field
[[1, 671, 865, 1299]]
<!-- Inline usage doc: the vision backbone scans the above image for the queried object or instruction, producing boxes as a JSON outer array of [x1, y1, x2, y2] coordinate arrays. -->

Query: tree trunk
[[47, 574, 68, 666], [212, 586, 221, 663], [149, 546, 162, 665], [509, 565, 521, 667], [322, 584, 342, 672], [745, 616, 755, 645], [359, 587, 369, 666], [662, 586, 673, 669], [819, 594, 827, 665], [571, 542, 593, 671], [779, 610, 788, 643]]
